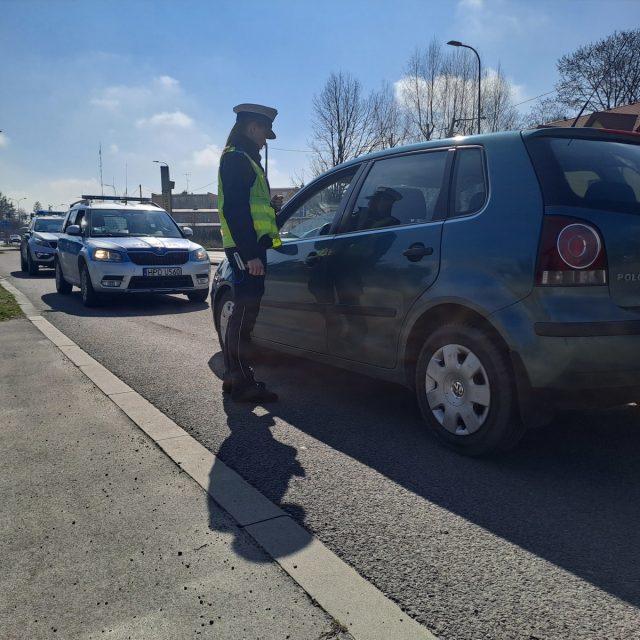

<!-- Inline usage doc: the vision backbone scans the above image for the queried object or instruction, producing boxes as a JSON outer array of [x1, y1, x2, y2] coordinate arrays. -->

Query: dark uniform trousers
[[223, 249, 266, 387]]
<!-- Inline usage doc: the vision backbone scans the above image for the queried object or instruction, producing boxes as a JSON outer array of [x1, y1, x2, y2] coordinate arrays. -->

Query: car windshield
[[89, 209, 183, 238], [525, 136, 640, 214], [34, 218, 64, 232]]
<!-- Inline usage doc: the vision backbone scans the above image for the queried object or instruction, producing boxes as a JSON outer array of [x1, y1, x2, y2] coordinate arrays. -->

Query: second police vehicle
[[55, 195, 211, 306]]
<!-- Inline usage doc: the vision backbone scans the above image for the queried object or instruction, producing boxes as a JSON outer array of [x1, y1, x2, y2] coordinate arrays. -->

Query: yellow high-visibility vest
[[218, 146, 281, 250]]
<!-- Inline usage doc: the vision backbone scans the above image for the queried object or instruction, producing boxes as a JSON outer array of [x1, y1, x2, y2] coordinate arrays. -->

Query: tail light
[[535, 216, 608, 286]]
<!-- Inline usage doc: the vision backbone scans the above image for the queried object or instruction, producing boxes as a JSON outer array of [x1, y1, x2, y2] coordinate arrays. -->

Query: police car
[[20, 213, 65, 274], [55, 195, 210, 307]]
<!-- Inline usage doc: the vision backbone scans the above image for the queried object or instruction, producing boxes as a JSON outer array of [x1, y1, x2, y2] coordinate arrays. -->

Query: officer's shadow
[[208, 352, 308, 561]]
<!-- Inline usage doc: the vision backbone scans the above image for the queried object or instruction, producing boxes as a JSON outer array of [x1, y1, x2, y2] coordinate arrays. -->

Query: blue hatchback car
[[212, 127, 640, 455]]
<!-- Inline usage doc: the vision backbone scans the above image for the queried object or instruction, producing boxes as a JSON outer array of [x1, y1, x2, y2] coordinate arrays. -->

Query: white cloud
[[156, 75, 180, 90], [458, 0, 483, 8], [91, 98, 120, 111], [192, 143, 222, 169], [109, 144, 120, 154], [136, 110, 194, 129], [0, 132, 9, 148]]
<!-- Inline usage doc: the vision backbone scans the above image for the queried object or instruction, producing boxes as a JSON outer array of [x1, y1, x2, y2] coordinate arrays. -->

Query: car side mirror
[[24, 232, 31, 239], [182, 227, 193, 237], [66, 225, 81, 236]]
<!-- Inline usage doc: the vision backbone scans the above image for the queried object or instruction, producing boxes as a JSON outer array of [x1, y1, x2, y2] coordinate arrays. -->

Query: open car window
[[278, 169, 358, 242]]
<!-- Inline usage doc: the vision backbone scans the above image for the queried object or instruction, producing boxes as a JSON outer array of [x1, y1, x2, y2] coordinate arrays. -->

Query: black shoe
[[231, 382, 278, 403]]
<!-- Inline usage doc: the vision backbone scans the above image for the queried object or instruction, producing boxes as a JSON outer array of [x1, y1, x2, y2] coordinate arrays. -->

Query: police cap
[[233, 103, 278, 139]]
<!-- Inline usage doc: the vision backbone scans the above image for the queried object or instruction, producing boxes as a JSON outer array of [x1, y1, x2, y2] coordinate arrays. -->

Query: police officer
[[218, 103, 282, 403]]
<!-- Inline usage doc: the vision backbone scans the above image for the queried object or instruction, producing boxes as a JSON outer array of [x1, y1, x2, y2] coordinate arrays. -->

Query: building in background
[[544, 101, 640, 131], [152, 188, 300, 248]]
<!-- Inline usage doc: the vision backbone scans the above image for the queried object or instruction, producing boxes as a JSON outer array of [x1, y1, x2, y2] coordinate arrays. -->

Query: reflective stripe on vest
[[218, 146, 281, 250]]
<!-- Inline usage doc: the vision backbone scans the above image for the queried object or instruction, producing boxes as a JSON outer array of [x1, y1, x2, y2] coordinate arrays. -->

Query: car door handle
[[305, 252, 321, 267], [403, 244, 434, 261]]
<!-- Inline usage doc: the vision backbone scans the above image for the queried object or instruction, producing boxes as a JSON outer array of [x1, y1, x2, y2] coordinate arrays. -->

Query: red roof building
[[544, 101, 640, 131]]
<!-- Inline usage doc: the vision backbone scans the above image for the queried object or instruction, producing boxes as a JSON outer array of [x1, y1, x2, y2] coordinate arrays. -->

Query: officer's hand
[[246, 258, 265, 276], [270, 194, 284, 213]]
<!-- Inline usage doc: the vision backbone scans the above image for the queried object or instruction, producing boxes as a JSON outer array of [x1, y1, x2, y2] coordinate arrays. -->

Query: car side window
[[451, 147, 487, 217], [343, 151, 447, 233], [279, 169, 357, 242]]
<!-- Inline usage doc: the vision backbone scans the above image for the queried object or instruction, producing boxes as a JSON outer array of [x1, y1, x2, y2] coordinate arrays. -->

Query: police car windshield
[[34, 218, 63, 232], [89, 210, 183, 238]]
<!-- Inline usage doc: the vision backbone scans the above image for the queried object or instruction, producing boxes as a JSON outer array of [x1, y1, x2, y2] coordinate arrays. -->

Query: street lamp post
[[447, 40, 482, 135], [9, 197, 27, 223]]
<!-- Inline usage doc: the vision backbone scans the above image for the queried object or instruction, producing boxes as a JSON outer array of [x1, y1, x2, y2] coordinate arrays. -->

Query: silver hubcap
[[219, 300, 234, 346], [425, 343, 490, 436]]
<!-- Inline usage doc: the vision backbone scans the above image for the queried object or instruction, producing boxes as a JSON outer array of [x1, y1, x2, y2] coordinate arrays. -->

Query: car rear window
[[525, 136, 640, 214]]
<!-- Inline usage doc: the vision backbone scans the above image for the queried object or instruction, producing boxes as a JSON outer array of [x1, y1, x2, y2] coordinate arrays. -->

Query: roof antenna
[[570, 33, 629, 127]]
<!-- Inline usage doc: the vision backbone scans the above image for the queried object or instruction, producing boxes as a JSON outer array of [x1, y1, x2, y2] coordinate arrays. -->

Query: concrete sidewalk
[[0, 276, 436, 640], [0, 318, 350, 640]]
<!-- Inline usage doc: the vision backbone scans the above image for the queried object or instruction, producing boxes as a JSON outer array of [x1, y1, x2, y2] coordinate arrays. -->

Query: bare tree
[[400, 40, 443, 141], [482, 65, 519, 132], [398, 41, 519, 139], [555, 29, 640, 112], [310, 72, 378, 174], [522, 96, 569, 129], [369, 81, 409, 149]]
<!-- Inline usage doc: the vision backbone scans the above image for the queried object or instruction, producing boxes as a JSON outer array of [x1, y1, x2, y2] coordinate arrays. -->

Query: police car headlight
[[34, 237, 51, 247], [93, 248, 124, 262], [191, 248, 209, 262]]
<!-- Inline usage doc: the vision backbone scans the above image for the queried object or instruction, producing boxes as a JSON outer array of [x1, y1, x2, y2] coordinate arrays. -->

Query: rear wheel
[[55, 259, 72, 294], [187, 289, 209, 303], [415, 323, 524, 456], [80, 263, 101, 307], [27, 250, 38, 275]]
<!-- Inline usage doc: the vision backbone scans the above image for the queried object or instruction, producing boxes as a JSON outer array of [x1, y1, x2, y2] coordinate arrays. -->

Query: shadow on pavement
[[207, 385, 308, 561], [41, 290, 209, 318], [208, 346, 640, 608]]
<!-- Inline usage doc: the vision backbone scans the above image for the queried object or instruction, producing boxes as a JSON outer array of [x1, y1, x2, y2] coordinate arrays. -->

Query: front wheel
[[27, 250, 39, 275], [415, 323, 524, 456], [214, 289, 234, 347], [187, 289, 209, 303], [20, 246, 28, 272], [55, 259, 72, 294], [80, 263, 101, 307]]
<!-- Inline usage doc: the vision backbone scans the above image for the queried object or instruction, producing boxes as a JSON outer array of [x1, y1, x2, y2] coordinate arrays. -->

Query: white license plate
[[143, 267, 182, 276]]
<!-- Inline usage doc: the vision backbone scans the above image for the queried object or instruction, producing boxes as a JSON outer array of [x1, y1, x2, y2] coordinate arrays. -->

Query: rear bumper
[[492, 288, 640, 405]]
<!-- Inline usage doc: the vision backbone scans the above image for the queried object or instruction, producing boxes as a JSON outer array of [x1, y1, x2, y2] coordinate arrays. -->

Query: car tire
[[20, 246, 28, 272], [415, 323, 524, 456], [27, 250, 39, 275], [187, 289, 209, 303], [55, 258, 72, 294], [214, 289, 234, 347], [80, 262, 101, 307]]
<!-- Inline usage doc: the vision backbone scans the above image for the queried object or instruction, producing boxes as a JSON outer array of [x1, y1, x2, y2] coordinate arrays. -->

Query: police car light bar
[[80, 195, 153, 203]]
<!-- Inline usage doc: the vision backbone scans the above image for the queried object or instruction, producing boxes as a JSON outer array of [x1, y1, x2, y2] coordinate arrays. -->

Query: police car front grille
[[128, 276, 194, 290], [128, 251, 189, 265]]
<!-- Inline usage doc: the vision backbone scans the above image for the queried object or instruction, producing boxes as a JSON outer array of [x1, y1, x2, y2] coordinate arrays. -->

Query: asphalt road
[[2, 249, 639, 640]]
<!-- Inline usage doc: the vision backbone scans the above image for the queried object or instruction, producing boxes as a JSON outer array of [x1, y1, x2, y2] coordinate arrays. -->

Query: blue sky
[[1, 0, 639, 210]]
